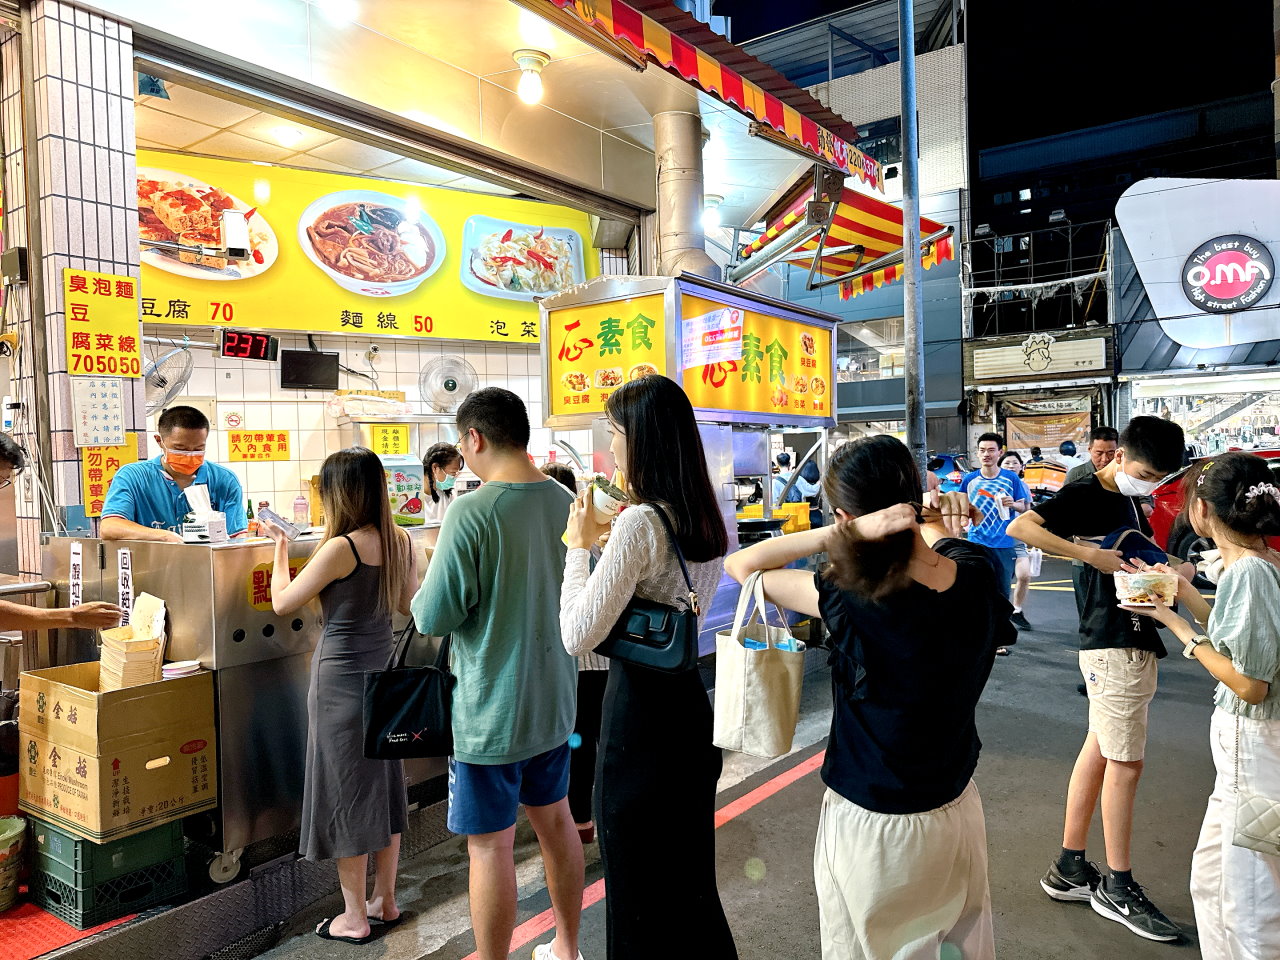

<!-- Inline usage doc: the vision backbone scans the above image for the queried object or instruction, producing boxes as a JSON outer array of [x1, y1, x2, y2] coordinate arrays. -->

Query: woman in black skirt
[[559, 375, 736, 959]]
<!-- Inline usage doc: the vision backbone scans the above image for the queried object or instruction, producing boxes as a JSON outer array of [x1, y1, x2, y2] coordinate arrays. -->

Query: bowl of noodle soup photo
[[298, 190, 446, 297]]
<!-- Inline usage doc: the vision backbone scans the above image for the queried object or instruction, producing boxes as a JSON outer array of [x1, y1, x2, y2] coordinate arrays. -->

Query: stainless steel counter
[[41, 531, 440, 879]]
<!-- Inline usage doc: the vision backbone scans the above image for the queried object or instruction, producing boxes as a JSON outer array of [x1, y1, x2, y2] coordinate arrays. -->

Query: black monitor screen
[[279, 350, 339, 391]]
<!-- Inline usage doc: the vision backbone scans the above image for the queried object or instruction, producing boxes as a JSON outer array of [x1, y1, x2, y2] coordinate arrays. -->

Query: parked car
[[1150, 448, 1280, 561]]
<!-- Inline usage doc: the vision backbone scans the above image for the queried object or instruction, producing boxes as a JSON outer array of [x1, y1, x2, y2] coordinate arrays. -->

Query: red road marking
[[461, 749, 826, 960]]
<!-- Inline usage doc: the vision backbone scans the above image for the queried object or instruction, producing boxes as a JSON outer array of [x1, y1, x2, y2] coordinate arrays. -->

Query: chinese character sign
[[70, 377, 127, 447], [227, 430, 292, 462], [546, 293, 666, 420], [80, 433, 140, 517], [681, 295, 834, 420], [371, 425, 410, 456], [247, 558, 307, 611], [64, 269, 141, 378]]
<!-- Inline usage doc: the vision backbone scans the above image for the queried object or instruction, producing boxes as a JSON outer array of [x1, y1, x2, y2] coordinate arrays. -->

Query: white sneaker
[[532, 944, 584, 960]]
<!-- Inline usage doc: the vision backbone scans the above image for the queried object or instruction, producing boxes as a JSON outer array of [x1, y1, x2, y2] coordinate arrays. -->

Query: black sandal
[[315, 918, 374, 944]]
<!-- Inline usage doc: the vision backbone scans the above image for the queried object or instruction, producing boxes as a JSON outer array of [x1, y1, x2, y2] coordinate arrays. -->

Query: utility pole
[[899, 0, 926, 475]]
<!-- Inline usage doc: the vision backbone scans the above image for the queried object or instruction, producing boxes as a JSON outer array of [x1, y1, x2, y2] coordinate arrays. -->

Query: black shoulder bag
[[595, 505, 702, 674], [363, 623, 455, 759]]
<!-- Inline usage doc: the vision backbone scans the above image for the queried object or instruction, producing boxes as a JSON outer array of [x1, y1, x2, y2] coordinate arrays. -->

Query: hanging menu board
[[136, 150, 600, 345]]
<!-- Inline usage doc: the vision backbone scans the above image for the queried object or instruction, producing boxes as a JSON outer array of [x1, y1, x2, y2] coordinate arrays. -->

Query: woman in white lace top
[[560, 375, 737, 959]]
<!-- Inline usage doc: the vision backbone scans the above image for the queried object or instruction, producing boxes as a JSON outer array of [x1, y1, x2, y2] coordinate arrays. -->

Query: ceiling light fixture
[[271, 126, 306, 148], [513, 49, 550, 105], [702, 194, 724, 231]]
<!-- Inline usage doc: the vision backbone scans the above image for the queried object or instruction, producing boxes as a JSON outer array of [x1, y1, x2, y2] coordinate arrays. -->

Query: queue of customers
[[254, 384, 1278, 960]]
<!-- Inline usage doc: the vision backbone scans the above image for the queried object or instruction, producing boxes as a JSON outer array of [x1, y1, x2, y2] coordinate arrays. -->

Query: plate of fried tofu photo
[[137, 168, 278, 280]]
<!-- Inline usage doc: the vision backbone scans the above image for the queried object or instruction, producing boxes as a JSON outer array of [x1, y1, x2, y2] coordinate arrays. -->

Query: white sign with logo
[[972, 334, 1107, 382], [681, 308, 744, 369], [1115, 178, 1280, 349]]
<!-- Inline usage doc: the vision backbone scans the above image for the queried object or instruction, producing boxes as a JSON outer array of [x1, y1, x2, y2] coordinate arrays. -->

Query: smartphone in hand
[[257, 507, 301, 541]]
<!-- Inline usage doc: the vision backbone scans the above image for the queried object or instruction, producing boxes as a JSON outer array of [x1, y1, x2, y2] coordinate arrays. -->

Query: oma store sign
[[1182, 234, 1274, 313]]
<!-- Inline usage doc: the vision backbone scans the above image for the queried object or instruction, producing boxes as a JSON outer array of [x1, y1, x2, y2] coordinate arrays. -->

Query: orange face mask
[[163, 449, 205, 475]]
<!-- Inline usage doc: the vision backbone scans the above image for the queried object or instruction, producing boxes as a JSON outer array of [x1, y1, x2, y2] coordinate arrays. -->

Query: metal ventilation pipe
[[653, 110, 721, 280]]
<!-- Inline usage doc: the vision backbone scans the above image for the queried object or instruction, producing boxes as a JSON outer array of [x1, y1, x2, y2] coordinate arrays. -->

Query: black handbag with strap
[[595, 505, 703, 674], [363, 623, 455, 759]]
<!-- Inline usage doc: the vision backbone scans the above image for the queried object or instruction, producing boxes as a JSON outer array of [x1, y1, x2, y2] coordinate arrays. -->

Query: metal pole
[[899, 0, 926, 475]]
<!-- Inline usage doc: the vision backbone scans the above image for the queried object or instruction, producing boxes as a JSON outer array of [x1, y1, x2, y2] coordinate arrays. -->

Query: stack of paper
[[98, 594, 167, 692]]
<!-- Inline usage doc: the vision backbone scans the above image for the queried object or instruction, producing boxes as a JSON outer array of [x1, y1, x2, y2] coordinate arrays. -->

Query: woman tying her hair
[[724, 435, 1012, 960], [422, 441, 464, 525], [1120, 453, 1280, 959]]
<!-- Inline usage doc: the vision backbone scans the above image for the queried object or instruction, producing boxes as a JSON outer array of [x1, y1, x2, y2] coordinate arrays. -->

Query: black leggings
[[568, 669, 609, 824]]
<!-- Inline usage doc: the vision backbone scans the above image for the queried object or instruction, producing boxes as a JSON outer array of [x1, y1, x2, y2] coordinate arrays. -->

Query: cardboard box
[[18, 664, 217, 841]]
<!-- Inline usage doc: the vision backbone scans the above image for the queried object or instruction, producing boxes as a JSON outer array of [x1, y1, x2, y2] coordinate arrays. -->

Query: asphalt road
[[260, 557, 1218, 959]]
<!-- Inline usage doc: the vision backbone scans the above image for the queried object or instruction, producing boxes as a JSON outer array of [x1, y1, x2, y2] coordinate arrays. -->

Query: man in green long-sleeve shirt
[[411, 387, 583, 960]]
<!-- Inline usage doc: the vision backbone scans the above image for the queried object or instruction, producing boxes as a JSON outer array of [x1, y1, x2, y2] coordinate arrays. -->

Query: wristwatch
[[1183, 635, 1210, 659]]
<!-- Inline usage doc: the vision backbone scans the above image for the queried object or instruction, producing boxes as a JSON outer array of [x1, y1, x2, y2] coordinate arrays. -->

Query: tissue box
[[181, 513, 228, 543]]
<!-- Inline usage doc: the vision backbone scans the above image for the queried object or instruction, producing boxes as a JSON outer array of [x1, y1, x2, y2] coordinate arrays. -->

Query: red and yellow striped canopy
[[545, 0, 881, 188], [741, 186, 954, 299]]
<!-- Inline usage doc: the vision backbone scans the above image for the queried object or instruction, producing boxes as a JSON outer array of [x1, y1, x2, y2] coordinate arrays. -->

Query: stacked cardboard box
[[18, 663, 217, 842]]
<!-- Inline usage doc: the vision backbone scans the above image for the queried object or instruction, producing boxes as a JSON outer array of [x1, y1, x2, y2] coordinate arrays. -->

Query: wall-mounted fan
[[143, 346, 194, 414], [418, 355, 479, 414]]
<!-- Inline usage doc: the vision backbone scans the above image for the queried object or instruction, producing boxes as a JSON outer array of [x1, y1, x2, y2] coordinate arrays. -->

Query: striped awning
[[740, 186, 955, 298], [542, 0, 882, 189]]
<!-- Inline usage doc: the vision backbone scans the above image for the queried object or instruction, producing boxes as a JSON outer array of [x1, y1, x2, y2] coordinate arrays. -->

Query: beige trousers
[[814, 780, 996, 960]]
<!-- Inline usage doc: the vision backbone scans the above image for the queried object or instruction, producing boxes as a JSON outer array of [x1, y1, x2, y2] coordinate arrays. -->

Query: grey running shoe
[[1041, 859, 1101, 902], [1091, 880, 1181, 942]]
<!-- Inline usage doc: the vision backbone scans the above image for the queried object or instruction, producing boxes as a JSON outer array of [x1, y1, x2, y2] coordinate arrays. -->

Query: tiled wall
[[1, 1, 145, 572], [810, 44, 968, 199], [147, 328, 611, 512]]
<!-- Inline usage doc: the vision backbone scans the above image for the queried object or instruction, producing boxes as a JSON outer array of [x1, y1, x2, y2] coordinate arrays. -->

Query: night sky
[[720, 0, 1273, 149]]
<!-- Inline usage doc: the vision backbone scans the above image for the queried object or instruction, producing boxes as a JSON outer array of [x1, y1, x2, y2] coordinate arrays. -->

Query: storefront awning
[[730, 186, 955, 298], [536, 0, 882, 188]]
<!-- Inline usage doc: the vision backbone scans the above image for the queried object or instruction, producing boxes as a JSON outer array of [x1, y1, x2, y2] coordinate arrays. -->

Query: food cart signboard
[[137, 150, 599, 345], [227, 430, 291, 462], [546, 293, 667, 419], [63, 269, 142, 378], [80, 434, 140, 517], [680, 294, 833, 419]]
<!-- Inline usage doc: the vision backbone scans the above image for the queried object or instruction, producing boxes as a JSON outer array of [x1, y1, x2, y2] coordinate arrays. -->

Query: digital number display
[[220, 329, 279, 362]]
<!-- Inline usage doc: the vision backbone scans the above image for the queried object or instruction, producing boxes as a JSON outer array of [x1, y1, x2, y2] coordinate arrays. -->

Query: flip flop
[[368, 913, 405, 929], [315, 918, 374, 944]]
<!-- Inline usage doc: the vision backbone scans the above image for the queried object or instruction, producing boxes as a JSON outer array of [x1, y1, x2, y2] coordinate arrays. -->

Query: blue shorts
[[1012, 540, 1029, 560], [446, 742, 572, 836]]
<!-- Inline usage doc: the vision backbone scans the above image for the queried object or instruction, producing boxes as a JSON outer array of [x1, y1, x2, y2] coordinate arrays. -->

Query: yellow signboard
[[227, 430, 291, 462], [546, 293, 667, 419], [370, 424, 410, 456], [137, 150, 599, 344], [63, 269, 142, 378], [247, 558, 306, 612], [680, 294, 833, 419], [80, 434, 140, 517]]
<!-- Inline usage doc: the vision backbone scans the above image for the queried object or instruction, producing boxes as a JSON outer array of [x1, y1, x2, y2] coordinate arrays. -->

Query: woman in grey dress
[[264, 447, 417, 945]]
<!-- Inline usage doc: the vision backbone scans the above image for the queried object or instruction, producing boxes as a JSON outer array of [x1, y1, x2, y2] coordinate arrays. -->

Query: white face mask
[[1114, 467, 1160, 498]]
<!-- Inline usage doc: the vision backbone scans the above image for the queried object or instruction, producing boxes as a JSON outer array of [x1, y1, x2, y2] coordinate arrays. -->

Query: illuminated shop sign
[[1181, 234, 1274, 313]]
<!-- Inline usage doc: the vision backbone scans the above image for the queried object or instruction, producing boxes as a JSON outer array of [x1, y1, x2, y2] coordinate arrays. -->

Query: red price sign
[[64, 269, 142, 379]]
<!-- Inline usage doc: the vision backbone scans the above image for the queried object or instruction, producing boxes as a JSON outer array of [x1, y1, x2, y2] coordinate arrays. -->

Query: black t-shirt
[[1032, 476, 1166, 657], [815, 539, 1012, 815]]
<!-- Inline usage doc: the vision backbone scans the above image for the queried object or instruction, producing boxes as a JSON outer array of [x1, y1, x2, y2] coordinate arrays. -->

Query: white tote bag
[[713, 571, 806, 759]]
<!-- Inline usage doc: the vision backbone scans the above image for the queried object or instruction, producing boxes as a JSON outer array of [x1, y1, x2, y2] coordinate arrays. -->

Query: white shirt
[[421, 486, 454, 524]]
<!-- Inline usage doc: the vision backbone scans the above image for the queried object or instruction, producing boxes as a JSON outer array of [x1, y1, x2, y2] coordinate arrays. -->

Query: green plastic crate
[[30, 854, 186, 929], [29, 817, 184, 890]]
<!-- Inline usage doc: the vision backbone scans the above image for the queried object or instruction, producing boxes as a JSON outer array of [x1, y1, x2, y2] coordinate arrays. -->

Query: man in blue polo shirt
[[101, 406, 247, 542], [960, 432, 1030, 643]]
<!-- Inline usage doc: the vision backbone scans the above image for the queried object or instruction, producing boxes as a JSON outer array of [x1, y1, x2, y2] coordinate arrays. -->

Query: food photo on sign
[[135, 150, 599, 343]]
